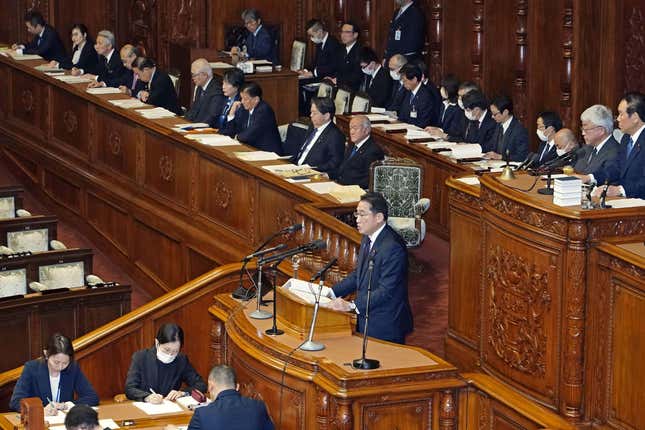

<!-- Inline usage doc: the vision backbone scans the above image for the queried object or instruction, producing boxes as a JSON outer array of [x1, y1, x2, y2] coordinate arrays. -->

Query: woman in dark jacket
[[54, 23, 99, 75]]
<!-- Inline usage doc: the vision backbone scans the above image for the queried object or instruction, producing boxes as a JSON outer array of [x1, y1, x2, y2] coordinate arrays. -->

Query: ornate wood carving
[[20, 89, 34, 113], [316, 387, 331, 429], [332, 398, 353, 430], [513, 0, 528, 123], [478, 391, 491, 430], [429, 1, 443, 85], [63, 110, 78, 134], [158, 154, 174, 182], [212, 181, 232, 209], [560, 1, 574, 127], [449, 188, 482, 209], [129, 0, 157, 59], [439, 390, 456, 430], [108, 130, 122, 156], [588, 218, 645, 240], [472, 0, 484, 86], [209, 318, 225, 365], [625, 6, 645, 92], [486, 245, 551, 376]]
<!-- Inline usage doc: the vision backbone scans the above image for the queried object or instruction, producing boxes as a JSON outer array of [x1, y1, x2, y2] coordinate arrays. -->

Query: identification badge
[[395, 29, 402, 41], [410, 110, 417, 119]]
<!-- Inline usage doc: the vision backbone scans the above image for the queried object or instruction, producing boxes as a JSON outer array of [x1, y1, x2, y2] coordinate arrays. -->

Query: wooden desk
[[209, 292, 465, 430], [168, 45, 299, 125], [445, 172, 645, 426]]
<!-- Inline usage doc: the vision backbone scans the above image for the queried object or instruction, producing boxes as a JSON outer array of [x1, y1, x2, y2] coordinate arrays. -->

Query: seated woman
[[214, 68, 245, 129], [10, 333, 99, 413], [50, 24, 99, 76], [125, 323, 207, 403]]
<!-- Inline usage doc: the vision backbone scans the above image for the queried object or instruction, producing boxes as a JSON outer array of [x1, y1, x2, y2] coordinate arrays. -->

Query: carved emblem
[[21, 89, 34, 113], [158, 155, 174, 182], [63, 110, 78, 134], [108, 130, 122, 156], [238, 379, 264, 402], [275, 209, 296, 229], [487, 245, 551, 376], [625, 7, 645, 91], [213, 181, 232, 209]]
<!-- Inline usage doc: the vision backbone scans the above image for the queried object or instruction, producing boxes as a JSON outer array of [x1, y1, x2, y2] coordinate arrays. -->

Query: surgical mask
[[156, 349, 177, 364], [464, 109, 476, 121], [361, 66, 372, 76], [310, 36, 323, 44], [440, 87, 448, 100], [556, 148, 567, 157], [457, 98, 464, 110], [389, 70, 400, 81], [536, 129, 548, 142]]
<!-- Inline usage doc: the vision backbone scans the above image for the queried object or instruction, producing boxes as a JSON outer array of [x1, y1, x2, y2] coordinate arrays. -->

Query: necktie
[[496, 125, 505, 154], [246, 111, 252, 128], [626, 136, 635, 159], [296, 128, 318, 163], [348, 145, 359, 159], [194, 86, 204, 103], [132, 74, 138, 91], [464, 121, 472, 141], [539, 143, 549, 162], [409, 92, 416, 105], [37, 36, 41, 47], [587, 147, 597, 164], [440, 104, 446, 124], [360, 237, 372, 272]]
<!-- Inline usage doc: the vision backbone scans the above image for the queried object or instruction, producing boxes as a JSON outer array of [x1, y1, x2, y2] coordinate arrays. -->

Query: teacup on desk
[[562, 165, 574, 175]]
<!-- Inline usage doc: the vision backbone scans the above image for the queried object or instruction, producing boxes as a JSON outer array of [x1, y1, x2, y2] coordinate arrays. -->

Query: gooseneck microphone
[[353, 259, 380, 369], [310, 257, 338, 282]]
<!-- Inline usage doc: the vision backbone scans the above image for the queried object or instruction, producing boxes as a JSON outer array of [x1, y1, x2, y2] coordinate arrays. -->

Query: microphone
[[310, 257, 338, 282], [259, 239, 326, 265], [282, 223, 303, 234], [540, 149, 578, 169], [599, 180, 613, 208], [352, 259, 380, 370], [516, 152, 536, 170], [243, 243, 287, 262]]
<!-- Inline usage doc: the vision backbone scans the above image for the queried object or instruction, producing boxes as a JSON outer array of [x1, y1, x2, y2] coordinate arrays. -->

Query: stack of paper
[[209, 62, 234, 69], [450, 144, 482, 159], [187, 134, 240, 147], [405, 129, 434, 140], [605, 198, 645, 208], [54, 75, 93, 84], [304, 182, 364, 203], [10, 53, 43, 60], [373, 123, 409, 132], [86, 87, 122, 94], [109, 98, 148, 109], [135, 107, 177, 118], [234, 151, 285, 161], [282, 279, 333, 304], [456, 176, 480, 186], [262, 163, 319, 178], [365, 113, 394, 123], [553, 176, 582, 206], [35, 64, 64, 72], [424, 141, 457, 150], [132, 399, 183, 415]]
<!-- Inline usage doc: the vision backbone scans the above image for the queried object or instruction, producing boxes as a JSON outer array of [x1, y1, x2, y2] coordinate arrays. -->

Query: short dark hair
[[400, 64, 422, 81], [359, 47, 379, 65], [311, 96, 335, 117], [44, 333, 74, 360], [156, 323, 184, 347], [70, 23, 89, 38], [458, 81, 480, 95], [361, 192, 389, 220], [342, 21, 360, 35], [491, 95, 513, 115], [305, 19, 324, 32], [223, 68, 245, 89], [410, 59, 428, 79], [623, 91, 645, 121], [241, 81, 262, 99], [133, 56, 156, 70], [25, 11, 46, 27], [65, 404, 98, 430], [241, 8, 261, 22], [441, 74, 460, 103], [208, 365, 237, 387], [538, 111, 563, 131], [462, 90, 488, 110]]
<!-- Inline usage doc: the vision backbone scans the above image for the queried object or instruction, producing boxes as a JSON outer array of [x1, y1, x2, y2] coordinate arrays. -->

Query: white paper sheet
[[86, 87, 122, 94], [234, 151, 282, 161], [109, 99, 148, 109], [132, 399, 183, 415], [607, 198, 645, 208], [135, 107, 176, 118], [54, 75, 92, 83], [456, 176, 480, 186], [192, 136, 241, 147], [11, 54, 43, 60], [450, 144, 482, 159], [209, 62, 234, 69]]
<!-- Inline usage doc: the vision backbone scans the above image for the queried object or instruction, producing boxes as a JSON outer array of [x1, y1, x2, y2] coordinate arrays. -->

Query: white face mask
[[440, 87, 448, 100], [310, 36, 323, 44], [156, 345, 177, 364], [464, 109, 476, 121], [536, 129, 548, 142], [361, 66, 372, 76], [389, 70, 400, 81], [556, 148, 567, 156], [457, 98, 464, 110]]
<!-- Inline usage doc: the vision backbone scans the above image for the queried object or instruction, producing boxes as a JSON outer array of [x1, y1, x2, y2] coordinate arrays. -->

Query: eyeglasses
[[353, 211, 372, 218], [580, 125, 601, 134]]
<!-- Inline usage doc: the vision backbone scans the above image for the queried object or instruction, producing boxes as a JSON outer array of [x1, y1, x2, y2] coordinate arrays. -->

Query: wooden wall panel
[[86, 191, 131, 255], [9, 72, 47, 140], [132, 218, 184, 291], [94, 110, 141, 182], [51, 88, 90, 159], [42, 169, 82, 215], [143, 132, 192, 209]]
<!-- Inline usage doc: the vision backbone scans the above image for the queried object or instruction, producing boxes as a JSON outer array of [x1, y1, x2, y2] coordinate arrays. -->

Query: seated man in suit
[[358, 47, 392, 108], [553, 128, 579, 157], [64, 405, 101, 430], [182, 365, 274, 430], [293, 97, 345, 176], [602, 92, 645, 199], [334, 21, 363, 92], [328, 192, 414, 344], [132, 57, 182, 115], [334, 115, 385, 189], [11, 10, 66, 63], [299, 19, 342, 81], [220, 82, 282, 153], [534, 111, 563, 166], [240, 9, 277, 64], [484, 95, 529, 161], [410, 59, 442, 125], [573, 105, 620, 185], [425, 79, 479, 141], [87, 30, 127, 88], [460, 90, 496, 147], [117, 44, 144, 96], [397, 63, 439, 128], [384, 0, 426, 62], [386, 54, 408, 112], [184, 58, 225, 126]]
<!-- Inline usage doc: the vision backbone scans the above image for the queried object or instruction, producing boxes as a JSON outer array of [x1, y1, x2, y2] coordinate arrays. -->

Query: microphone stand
[[265, 261, 284, 336], [249, 259, 272, 319], [599, 182, 612, 208], [537, 169, 554, 195], [300, 273, 330, 351], [352, 260, 380, 370]]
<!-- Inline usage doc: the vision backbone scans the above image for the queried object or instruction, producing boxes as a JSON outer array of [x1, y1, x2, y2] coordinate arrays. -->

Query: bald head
[[554, 128, 578, 153], [119, 44, 138, 70]]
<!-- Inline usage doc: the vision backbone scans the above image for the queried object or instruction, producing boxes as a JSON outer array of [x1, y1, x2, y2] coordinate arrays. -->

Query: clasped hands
[[144, 389, 186, 404]]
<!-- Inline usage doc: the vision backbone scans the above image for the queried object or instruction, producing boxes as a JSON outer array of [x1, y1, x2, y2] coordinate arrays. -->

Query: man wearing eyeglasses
[[327, 192, 413, 344]]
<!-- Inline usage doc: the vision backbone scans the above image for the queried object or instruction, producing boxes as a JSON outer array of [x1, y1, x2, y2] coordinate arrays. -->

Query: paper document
[[450, 144, 482, 159], [365, 113, 394, 122], [10, 53, 43, 60], [456, 176, 480, 186], [209, 62, 234, 69], [370, 107, 386, 114], [135, 107, 176, 118], [250, 59, 273, 65], [304, 182, 364, 203], [109, 98, 148, 109], [190, 135, 241, 147], [234, 151, 282, 161], [132, 399, 183, 415], [44, 414, 67, 425], [405, 129, 434, 140], [540, 173, 570, 180], [262, 164, 320, 178], [86, 87, 122, 94], [54, 75, 92, 83], [607, 198, 645, 208], [282, 278, 333, 304]]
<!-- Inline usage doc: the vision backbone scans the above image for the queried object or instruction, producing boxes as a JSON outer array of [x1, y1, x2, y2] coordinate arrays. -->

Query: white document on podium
[[282, 278, 333, 304]]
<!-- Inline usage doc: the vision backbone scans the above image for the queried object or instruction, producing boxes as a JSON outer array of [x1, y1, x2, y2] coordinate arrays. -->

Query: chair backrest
[[290, 40, 306, 71], [370, 157, 424, 218], [334, 89, 351, 115], [168, 70, 181, 98], [351, 94, 370, 113], [317, 81, 333, 98], [278, 124, 289, 143], [283, 122, 309, 157]]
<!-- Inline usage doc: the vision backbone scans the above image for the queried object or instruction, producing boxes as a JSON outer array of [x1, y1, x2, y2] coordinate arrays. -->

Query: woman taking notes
[[10, 333, 99, 413], [125, 323, 207, 403]]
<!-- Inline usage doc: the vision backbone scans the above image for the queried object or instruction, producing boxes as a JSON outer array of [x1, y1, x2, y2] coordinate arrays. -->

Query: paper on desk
[[304, 182, 364, 203], [86, 87, 122, 94], [192, 135, 241, 147], [209, 62, 234, 69], [450, 144, 482, 159], [132, 399, 183, 415], [370, 107, 386, 114], [607, 198, 645, 208], [44, 413, 67, 425], [10, 53, 43, 60], [135, 107, 177, 118], [262, 164, 320, 178], [423, 142, 457, 150], [109, 98, 148, 109], [405, 129, 434, 139], [282, 279, 333, 304], [365, 113, 394, 122], [250, 59, 273, 66], [456, 176, 480, 186], [175, 122, 210, 130], [54, 75, 92, 83], [234, 151, 282, 161], [540, 173, 569, 180]]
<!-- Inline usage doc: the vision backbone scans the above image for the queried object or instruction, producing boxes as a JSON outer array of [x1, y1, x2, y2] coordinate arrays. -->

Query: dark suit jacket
[[188, 389, 274, 430], [334, 137, 385, 189], [144, 69, 182, 115], [293, 122, 346, 176], [96, 49, 128, 88], [118, 69, 147, 95], [23, 25, 66, 63], [60, 41, 99, 75], [336, 43, 362, 91], [384, 2, 426, 59], [125, 347, 207, 401], [617, 131, 645, 198], [184, 78, 226, 126], [398, 84, 438, 128], [332, 225, 413, 344], [10, 359, 99, 411], [313, 35, 342, 78], [386, 81, 406, 112], [535, 140, 559, 166], [573, 136, 620, 184], [366, 66, 393, 108], [461, 111, 497, 148], [220, 100, 282, 153], [214, 94, 240, 129], [484, 117, 529, 162], [246, 25, 277, 64], [440, 103, 464, 138]]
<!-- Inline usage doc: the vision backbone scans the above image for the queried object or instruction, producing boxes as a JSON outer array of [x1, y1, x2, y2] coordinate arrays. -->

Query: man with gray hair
[[573, 104, 620, 184], [334, 115, 385, 189], [240, 9, 277, 63], [184, 365, 274, 430], [87, 30, 126, 88], [184, 58, 225, 126]]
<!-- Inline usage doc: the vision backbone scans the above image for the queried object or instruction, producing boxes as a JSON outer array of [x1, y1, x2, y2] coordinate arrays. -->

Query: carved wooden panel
[[358, 397, 432, 430], [95, 109, 140, 182], [42, 169, 82, 214], [624, 2, 645, 92], [86, 191, 131, 256], [196, 156, 254, 241], [51, 88, 89, 158], [143, 132, 191, 209], [0, 65, 9, 119], [10, 71, 47, 139], [0, 311, 30, 373], [256, 183, 305, 248], [132, 218, 184, 290], [39, 300, 79, 340]]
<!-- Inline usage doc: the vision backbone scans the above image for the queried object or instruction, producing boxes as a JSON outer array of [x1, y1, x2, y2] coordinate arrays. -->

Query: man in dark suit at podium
[[11, 11, 66, 63], [329, 192, 413, 344], [334, 115, 385, 189], [241, 9, 277, 64], [384, 0, 426, 62]]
